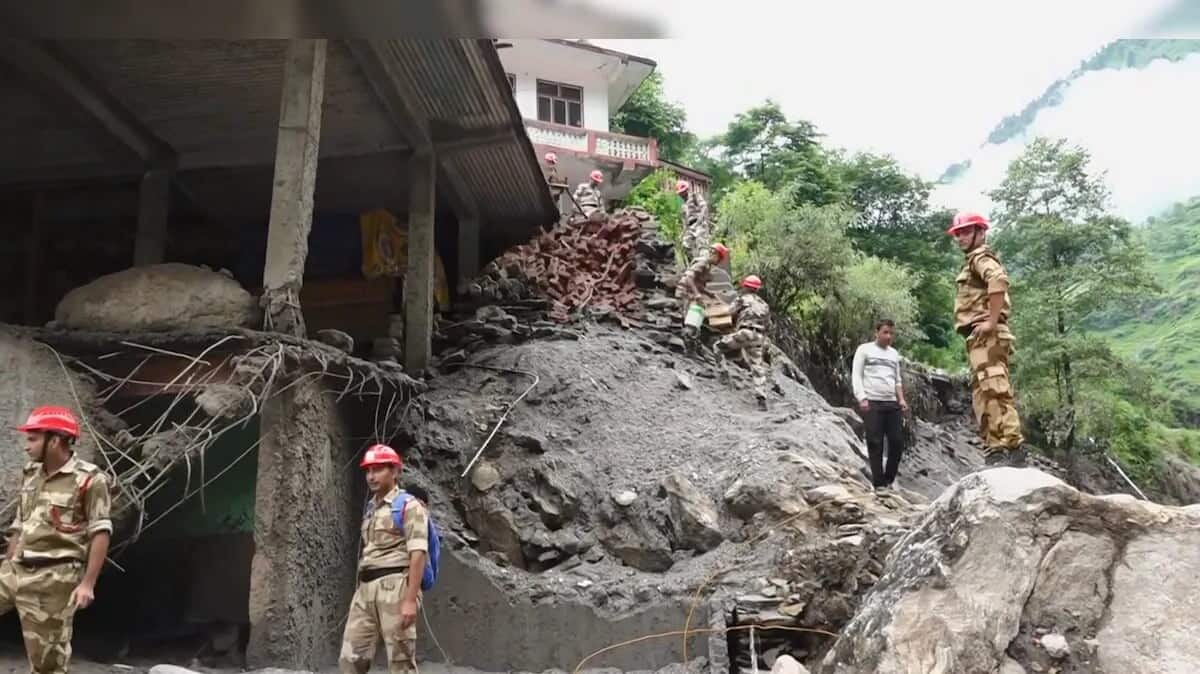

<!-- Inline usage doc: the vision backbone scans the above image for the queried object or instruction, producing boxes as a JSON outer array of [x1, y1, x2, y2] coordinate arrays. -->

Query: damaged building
[[0, 37, 557, 668]]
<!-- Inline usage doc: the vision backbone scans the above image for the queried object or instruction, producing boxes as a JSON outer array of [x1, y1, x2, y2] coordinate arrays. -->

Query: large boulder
[[819, 468, 1200, 674], [55, 263, 259, 332], [662, 473, 724, 552]]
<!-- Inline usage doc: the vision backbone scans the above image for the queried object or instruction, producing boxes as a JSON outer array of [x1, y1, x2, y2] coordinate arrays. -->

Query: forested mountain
[[934, 39, 1200, 222]]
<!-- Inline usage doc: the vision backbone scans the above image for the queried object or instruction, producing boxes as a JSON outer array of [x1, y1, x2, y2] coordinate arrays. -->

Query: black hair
[[875, 318, 895, 331]]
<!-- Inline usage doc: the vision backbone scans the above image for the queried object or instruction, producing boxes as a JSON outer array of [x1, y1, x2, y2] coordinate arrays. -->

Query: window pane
[[561, 85, 582, 101], [553, 99, 567, 125], [537, 97, 551, 122], [537, 81, 557, 96], [568, 102, 582, 127]]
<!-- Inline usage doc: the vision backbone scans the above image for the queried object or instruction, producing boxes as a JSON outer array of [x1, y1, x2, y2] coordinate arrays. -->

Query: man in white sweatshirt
[[851, 319, 909, 490]]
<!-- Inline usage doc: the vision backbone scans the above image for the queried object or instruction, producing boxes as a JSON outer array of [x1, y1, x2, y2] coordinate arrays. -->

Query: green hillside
[[1098, 196, 1200, 421]]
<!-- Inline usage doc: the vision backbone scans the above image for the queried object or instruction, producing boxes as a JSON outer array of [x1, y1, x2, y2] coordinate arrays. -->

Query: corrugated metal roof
[[0, 39, 555, 241], [383, 39, 557, 237]]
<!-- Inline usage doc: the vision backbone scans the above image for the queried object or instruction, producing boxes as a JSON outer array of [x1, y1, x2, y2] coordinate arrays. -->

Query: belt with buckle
[[358, 566, 407, 584]]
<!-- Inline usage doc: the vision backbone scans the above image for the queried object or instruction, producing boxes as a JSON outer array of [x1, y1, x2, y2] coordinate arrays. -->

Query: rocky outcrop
[[55, 263, 259, 332], [819, 468, 1200, 674]]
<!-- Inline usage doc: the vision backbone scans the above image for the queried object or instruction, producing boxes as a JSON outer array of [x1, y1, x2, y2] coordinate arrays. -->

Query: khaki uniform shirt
[[684, 192, 709, 227], [573, 183, 604, 216], [954, 245, 1012, 333], [677, 257, 714, 299], [731, 293, 770, 331], [359, 486, 429, 572], [8, 456, 112, 563]]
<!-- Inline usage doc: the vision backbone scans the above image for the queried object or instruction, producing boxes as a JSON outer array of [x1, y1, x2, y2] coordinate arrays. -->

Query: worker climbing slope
[[573, 170, 606, 219], [677, 180, 710, 261], [948, 211, 1026, 467], [340, 444, 431, 674], [2, 406, 112, 674], [716, 275, 772, 410], [675, 243, 730, 353]]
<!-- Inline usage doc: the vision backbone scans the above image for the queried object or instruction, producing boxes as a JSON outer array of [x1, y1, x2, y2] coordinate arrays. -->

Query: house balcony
[[524, 119, 659, 165]]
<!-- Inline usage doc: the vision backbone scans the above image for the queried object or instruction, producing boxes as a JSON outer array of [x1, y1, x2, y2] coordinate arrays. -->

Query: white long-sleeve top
[[851, 342, 902, 402]]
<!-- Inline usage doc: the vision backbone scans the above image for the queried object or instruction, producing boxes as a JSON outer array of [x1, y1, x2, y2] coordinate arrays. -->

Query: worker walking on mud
[[573, 170, 606, 219], [852, 319, 909, 490], [675, 243, 730, 354], [716, 275, 771, 411], [948, 211, 1026, 467], [2, 406, 112, 674], [340, 444, 430, 674], [677, 180, 710, 261]]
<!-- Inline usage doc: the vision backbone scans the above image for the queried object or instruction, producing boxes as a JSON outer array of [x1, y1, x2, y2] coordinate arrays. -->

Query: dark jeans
[[864, 400, 904, 487]]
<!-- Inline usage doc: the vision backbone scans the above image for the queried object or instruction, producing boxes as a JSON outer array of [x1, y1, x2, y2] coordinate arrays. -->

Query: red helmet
[[675, 180, 690, 195], [360, 443, 402, 469], [948, 211, 990, 235], [711, 243, 730, 262], [544, 152, 557, 165], [589, 170, 604, 184], [16, 406, 80, 439], [742, 275, 763, 290]]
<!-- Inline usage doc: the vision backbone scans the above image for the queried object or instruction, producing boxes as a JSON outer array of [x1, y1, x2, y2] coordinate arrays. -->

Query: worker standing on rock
[[677, 180, 710, 261], [2, 406, 112, 674], [716, 275, 771, 410], [573, 170, 606, 219], [675, 243, 730, 353], [852, 319, 909, 489], [340, 444, 429, 674], [948, 211, 1026, 467]]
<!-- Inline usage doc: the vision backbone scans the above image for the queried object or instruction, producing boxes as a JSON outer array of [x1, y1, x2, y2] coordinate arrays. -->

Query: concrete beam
[[0, 39, 176, 167], [133, 168, 171, 266], [404, 150, 436, 372], [456, 216, 480, 294], [346, 39, 478, 220], [261, 39, 327, 337]]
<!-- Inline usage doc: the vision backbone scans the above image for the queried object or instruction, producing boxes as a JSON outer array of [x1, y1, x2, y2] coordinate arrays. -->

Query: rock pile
[[466, 210, 662, 322]]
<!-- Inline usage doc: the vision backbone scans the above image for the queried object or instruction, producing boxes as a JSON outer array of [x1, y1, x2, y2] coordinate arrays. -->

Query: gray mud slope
[[397, 320, 985, 613]]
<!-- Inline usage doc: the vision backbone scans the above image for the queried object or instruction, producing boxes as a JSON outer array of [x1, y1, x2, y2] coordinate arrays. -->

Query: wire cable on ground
[[457, 364, 540, 478]]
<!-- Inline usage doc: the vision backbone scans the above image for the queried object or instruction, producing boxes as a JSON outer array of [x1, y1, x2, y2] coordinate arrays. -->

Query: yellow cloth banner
[[360, 208, 450, 310]]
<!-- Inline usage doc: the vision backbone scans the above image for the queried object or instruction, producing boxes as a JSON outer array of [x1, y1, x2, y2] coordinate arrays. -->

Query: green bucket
[[684, 303, 705, 329]]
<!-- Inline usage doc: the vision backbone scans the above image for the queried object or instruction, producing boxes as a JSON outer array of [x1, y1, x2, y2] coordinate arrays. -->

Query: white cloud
[[931, 53, 1200, 221], [593, 0, 1174, 179]]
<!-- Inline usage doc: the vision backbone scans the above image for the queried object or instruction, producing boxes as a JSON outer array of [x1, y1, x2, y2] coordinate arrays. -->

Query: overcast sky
[[593, 0, 1177, 179]]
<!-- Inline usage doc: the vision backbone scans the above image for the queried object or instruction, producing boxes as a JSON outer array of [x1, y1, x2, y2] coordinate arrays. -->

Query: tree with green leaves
[[610, 72, 695, 163], [989, 137, 1157, 453]]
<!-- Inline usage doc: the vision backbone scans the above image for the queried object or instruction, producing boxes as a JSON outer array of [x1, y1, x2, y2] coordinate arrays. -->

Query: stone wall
[[0, 327, 101, 507], [246, 377, 359, 669]]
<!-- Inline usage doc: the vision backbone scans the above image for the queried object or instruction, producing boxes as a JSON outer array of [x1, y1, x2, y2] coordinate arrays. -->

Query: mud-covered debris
[[662, 473, 723, 552], [470, 461, 501, 492], [314, 329, 354, 354]]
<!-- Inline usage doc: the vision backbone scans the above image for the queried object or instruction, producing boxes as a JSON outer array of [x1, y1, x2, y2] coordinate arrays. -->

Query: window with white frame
[[536, 79, 583, 127]]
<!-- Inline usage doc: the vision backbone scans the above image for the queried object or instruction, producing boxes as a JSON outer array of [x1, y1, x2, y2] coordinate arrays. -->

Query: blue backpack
[[391, 491, 440, 591]]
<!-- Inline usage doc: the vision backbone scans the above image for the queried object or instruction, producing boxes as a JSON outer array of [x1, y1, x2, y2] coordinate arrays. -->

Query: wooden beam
[[346, 39, 478, 220], [0, 39, 176, 167]]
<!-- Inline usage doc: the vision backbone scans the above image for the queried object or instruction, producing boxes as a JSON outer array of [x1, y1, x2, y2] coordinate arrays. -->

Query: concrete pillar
[[404, 150, 436, 372], [262, 39, 327, 337], [246, 378, 358, 669], [133, 168, 171, 266], [456, 216, 480, 294]]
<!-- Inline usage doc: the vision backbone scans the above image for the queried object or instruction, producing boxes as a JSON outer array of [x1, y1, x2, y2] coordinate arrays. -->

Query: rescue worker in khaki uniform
[[948, 211, 1026, 467], [573, 170, 606, 219], [3, 406, 112, 674], [543, 152, 569, 216], [675, 243, 730, 352], [716, 275, 771, 410], [339, 444, 429, 674], [677, 180, 711, 262]]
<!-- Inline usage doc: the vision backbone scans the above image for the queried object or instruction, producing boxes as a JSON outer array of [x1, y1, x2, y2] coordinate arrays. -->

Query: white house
[[497, 39, 710, 206]]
